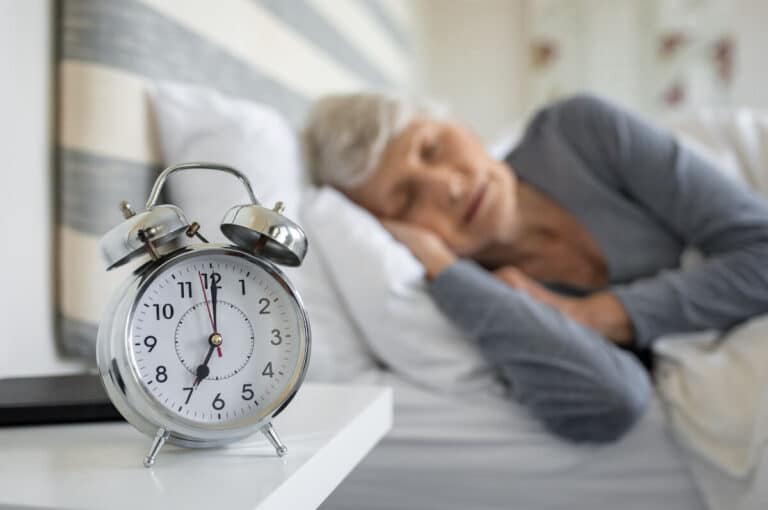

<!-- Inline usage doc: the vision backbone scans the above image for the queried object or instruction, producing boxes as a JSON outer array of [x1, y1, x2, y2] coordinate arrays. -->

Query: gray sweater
[[428, 95, 768, 442]]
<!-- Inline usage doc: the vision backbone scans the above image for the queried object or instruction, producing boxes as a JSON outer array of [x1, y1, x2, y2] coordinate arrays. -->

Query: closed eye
[[420, 138, 440, 163]]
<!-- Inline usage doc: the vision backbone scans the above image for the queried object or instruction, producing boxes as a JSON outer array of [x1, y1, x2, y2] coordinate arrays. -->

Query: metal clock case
[[96, 163, 311, 468]]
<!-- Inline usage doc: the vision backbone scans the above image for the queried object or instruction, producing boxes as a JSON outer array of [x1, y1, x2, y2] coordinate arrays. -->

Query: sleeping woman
[[301, 93, 768, 443]]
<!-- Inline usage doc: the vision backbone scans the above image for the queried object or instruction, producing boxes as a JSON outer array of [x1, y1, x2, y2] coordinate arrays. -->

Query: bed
[[317, 372, 701, 509], [54, 1, 706, 509]]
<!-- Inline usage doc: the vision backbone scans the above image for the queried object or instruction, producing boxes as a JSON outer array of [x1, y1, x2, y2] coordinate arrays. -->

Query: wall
[[732, 0, 768, 111], [0, 0, 85, 377], [410, 0, 528, 142], [410, 0, 768, 141]]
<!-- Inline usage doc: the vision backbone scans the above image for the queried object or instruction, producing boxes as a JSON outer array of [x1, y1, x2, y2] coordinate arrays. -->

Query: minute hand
[[197, 271, 223, 357], [210, 281, 222, 357], [211, 279, 218, 332]]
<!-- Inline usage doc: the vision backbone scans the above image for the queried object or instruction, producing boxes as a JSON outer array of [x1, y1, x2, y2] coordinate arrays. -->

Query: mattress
[[321, 371, 704, 510]]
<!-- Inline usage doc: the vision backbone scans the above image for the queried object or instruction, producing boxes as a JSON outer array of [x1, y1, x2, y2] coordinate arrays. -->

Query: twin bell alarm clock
[[97, 162, 310, 467]]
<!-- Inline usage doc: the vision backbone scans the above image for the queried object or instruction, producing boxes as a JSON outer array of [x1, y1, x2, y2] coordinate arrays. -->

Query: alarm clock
[[97, 162, 310, 468]]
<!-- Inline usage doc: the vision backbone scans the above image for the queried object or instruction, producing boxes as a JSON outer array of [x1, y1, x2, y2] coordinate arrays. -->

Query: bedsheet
[[321, 371, 703, 510]]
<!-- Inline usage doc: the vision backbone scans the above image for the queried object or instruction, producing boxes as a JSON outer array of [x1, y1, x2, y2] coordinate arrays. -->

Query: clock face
[[127, 250, 307, 426]]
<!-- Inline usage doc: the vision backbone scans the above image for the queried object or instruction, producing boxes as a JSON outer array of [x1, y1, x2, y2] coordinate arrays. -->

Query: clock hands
[[191, 271, 225, 388], [197, 271, 223, 357], [210, 279, 221, 358], [193, 345, 214, 387], [192, 334, 221, 387]]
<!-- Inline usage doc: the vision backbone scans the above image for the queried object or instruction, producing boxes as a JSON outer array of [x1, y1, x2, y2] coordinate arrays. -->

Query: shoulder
[[531, 93, 624, 133], [519, 94, 628, 167]]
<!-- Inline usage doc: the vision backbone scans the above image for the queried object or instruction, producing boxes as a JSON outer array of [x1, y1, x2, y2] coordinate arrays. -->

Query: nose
[[419, 167, 466, 208]]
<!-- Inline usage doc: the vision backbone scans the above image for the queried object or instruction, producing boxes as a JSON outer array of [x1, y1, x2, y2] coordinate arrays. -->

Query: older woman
[[302, 93, 768, 443]]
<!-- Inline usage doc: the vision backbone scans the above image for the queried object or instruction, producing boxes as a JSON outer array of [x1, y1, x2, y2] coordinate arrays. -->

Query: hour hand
[[193, 344, 216, 386], [193, 364, 210, 387]]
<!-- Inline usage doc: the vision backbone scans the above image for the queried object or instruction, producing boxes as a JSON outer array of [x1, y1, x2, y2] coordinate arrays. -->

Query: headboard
[[57, 0, 412, 359]]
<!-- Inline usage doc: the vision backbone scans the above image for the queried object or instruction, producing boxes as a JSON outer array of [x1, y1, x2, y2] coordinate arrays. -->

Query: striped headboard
[[57, 0, 412, 360]]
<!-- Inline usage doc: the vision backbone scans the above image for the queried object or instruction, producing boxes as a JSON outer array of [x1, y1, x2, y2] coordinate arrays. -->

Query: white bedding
[[321, 371, 703, 510], [298, 185, 703, 510]]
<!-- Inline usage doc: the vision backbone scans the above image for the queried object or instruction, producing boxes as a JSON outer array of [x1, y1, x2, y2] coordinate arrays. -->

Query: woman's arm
[[551, 94, 768, 348], [429, 259, 652, 443], [383, 221, 651, 443]]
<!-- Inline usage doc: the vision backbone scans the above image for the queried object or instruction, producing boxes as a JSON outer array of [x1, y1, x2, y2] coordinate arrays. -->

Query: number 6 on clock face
[[126, 248, 308, 426]]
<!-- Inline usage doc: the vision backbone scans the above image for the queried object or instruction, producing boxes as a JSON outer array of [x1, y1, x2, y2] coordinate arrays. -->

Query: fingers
[[380, 219, 423, 242], [493, 266, 526, 287], [494, 266, 572, 309], [494, 266, 540, 295]]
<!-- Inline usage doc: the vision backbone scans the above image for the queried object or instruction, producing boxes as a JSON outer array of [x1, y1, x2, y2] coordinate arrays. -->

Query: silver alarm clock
[[97, 162, 310, 467]]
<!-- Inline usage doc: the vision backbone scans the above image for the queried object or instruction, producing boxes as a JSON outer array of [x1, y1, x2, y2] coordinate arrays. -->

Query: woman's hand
[[381, 220, 457, 280], [494, 266, 634, 345]]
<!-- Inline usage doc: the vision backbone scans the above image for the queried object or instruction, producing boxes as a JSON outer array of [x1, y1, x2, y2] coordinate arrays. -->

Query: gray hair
[[302, 92, 442, 189]]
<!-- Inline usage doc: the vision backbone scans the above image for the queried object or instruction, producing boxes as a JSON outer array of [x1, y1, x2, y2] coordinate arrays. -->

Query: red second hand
[[197, 271, 223, 358]]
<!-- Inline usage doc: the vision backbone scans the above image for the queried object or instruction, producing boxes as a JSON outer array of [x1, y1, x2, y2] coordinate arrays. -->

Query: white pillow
[[150, 81, 305, 243], [298, 189, 379, 382], [663, 109, 768, 202], [149, 82, 376, 383], [302, 186, 503, 398]]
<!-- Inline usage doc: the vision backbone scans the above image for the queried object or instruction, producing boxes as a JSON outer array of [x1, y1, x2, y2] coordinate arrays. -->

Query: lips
[[463, 183, 487, 224]]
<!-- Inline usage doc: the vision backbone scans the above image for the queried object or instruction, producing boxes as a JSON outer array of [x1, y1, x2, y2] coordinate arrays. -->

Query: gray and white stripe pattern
[[57, 0, 412, 359]]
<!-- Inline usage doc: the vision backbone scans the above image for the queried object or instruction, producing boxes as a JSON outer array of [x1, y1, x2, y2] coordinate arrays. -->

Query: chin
[[493, 182, 518, 242]]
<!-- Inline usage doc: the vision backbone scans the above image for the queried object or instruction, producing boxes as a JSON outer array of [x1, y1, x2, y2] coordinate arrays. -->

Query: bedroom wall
[[0, 0, 86, 376], [410, 0, 529, 142], [732, 0, 768, 111], [411, 0, 768, 142]]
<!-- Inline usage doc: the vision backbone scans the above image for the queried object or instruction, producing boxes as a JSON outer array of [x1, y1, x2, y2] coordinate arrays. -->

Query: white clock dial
[[174, 300, 255, 380], [128, 251, 305, 425]]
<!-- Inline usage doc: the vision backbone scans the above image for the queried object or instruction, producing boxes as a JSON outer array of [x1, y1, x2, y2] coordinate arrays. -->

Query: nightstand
[[0, 383, 392, 510]]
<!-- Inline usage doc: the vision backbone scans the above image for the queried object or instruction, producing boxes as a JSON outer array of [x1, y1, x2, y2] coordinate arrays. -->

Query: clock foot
[[143, 428, 170, 468], [261, 422, 288, 457]]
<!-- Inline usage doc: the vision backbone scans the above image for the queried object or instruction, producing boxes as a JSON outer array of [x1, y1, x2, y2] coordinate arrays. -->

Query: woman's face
[[345, 118, 518, 256]]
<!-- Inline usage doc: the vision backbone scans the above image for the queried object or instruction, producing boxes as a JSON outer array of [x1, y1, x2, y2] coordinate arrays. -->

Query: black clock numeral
[[153, 303, 174, 320], [239, 279, 246, 295], [262, 362, 274, 378], [177, 281, 192, 298], [143, 335, 157, 352], [259, 298, 270, 315], [155, 365, 168, 383], [270, 329, 282, 346], [202, 272, 222, 290], [241, 383, 255, 401], [182, 386, 194, 404], [212, 393, 225, 410]]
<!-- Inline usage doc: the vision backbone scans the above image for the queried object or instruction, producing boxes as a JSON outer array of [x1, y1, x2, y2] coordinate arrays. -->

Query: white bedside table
[[0, 383, 392, 510]]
